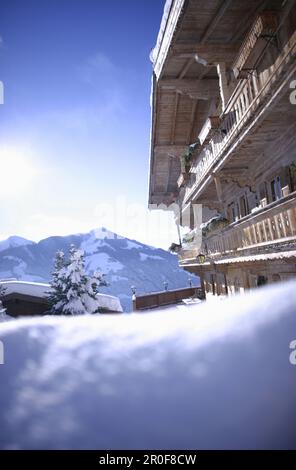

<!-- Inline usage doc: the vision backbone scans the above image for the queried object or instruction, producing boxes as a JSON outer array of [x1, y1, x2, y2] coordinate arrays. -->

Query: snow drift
[[0, 281, 295, 450]]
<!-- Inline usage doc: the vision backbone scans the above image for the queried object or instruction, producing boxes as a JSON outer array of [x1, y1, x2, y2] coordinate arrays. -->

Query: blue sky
[[0, 0, 179, 248]]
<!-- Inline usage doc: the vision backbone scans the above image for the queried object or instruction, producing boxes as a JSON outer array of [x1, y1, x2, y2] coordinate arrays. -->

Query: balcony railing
[[179, 193, 296, 264], [177, 172, 190, 188], [132, 287, 204, 311], [206, 193, 296, 258], [184, 31, 296, 204], [232, 11, 278, 79], [198, 116, 221, 146]]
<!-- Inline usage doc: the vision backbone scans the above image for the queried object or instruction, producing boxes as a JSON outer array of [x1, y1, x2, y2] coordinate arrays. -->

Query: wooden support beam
[[219, 166, 249, 173], [166, 157, 174, 193], [178, 57, 195, 79], [172, 44, 240, 64], [154, 145, 188, 157], [178, 55, 216, 80], [200, 0, 234, 44], [217, 62, 230, 111], [198, 66, 215, 80], [170, 92, 181, 144], [149, 193, 178, 207], [214, 176, 223, 203], [187, 100, 198, 144], [198, 199, 224, 211], [199, 199, 222, 205], [160, 78, 219, 100]]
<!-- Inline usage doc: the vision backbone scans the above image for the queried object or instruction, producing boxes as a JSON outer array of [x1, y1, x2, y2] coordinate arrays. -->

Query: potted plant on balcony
[[180, 153, 192, 174], [182, 229, 196, 245], [168, 242, 182, 254], [201, 214, 229, 237], [289, 161, 296, 179], [180, 141, 200, 174]]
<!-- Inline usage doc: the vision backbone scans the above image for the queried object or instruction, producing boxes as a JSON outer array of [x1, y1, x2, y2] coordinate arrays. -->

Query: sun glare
[[0, 145, 38, 197]]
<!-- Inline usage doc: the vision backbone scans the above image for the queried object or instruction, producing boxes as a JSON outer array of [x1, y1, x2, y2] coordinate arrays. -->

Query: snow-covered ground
[[0, 310, 13, 323], [0, 281, 295, 449]]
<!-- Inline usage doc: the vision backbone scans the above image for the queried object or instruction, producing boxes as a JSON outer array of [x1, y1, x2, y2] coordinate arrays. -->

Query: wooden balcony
[[198, 116, 221, 146], [179, 193, 296, 266], [233, 11, 278, 79], [184, 30, 296, 204], [205, 193, 296, 259], [178, 233, 203, 263], [177, 172, 190, 188]]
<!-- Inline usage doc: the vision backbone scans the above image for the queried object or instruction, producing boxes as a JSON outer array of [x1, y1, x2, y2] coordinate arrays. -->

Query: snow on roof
[[213, 250, 296, 265], [0, 280, 123, 313], [150, 0, 186, 79], [97, 293, 123, 313], [150, 0, 173, 65], [0, 281, 50, 298]]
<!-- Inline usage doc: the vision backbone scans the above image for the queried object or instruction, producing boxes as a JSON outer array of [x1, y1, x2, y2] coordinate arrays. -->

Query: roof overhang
[[151, 0, 187, 81], [148, 0, 268, 208]]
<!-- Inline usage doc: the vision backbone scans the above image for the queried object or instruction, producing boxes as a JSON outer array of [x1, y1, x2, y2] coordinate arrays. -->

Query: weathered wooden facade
[[149, 0, 296, 297]]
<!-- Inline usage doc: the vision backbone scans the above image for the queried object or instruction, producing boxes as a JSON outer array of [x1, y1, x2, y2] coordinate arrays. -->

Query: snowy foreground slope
[[0, 281, 295, 450], [0, 229, 196, 311]]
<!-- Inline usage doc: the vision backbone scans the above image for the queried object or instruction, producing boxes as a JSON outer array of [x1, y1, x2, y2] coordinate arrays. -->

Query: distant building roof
[[0, 280, 123, 313], [97, 294, 123, 313], [0, 280, 50, 298]]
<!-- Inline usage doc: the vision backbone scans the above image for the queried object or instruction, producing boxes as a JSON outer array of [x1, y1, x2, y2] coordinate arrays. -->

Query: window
[[289, 165, 296, 192], [271, 176, 282, 201], [228, 203, 235, 223], [258, 182, 268, 206], [229, 196, 249, 222], [224, 274, 228, 295], [234, 277, 240, 293], [210, 274, 216, 295], [189, 204, 195, 230], [239, 195, 249, 218], [257, 275, 268, 287], [231, 203, 236, 222]]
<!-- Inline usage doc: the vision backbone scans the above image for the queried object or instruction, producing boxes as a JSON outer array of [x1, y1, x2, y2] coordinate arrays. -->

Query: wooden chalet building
[[149, 0, 296, 297]]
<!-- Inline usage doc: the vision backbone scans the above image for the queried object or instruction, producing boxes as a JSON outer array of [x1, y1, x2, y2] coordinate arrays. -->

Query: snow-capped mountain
[[0, 228, 198, 311], [0, 236, 34, 253]]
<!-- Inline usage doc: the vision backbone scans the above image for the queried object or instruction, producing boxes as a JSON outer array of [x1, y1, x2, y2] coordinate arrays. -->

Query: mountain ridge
[[0, 236, 35, 253]]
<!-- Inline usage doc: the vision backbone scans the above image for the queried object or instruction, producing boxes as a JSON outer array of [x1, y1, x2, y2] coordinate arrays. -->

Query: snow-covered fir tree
[[0, 299, 6, 317], [0, 284, 6, 299], [0, 285, 7, 320], [47, 250, 68, 315], [0, 301, 8, 322], [62, 245, 89, 315], [48, 245, 107, 316]]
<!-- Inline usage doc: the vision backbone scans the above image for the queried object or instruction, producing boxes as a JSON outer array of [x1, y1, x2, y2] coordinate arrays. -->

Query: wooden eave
[[148, 0, 277, 207]]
